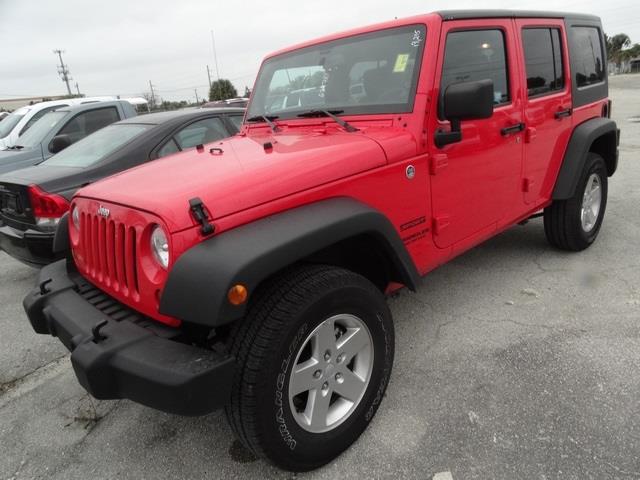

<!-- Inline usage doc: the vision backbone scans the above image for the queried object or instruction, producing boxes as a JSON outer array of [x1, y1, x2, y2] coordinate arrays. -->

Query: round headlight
[[150, 225, 170, 269], [71, 206, 80, 230]]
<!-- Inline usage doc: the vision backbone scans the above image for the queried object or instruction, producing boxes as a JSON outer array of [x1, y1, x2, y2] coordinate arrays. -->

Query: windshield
[[44, 124, 150, 167], [0, 112, 25, 139], [247, 25, 426, 120], [16, 111, 68, 148]]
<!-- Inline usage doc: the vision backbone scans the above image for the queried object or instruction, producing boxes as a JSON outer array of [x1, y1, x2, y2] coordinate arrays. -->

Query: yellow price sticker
[[393, 54, 409, 73]]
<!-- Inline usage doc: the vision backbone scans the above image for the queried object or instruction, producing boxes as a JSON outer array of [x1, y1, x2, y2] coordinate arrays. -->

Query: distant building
[[0, 95, 68, 112]]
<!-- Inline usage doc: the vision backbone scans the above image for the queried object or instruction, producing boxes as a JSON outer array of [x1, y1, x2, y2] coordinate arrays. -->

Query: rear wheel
[[544, 152, 608, 251], [225, 264, 394, 471]]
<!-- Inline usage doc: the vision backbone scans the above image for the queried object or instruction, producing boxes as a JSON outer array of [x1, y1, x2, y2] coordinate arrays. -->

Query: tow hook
[[39, 278, 53, 295], [92, 320, 109, 343]]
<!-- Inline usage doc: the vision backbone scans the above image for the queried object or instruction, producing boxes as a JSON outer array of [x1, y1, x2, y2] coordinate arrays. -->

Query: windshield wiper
[[296, 110, 359, 133], [5, 145, 24, 150], [246, 115, 281, 133]]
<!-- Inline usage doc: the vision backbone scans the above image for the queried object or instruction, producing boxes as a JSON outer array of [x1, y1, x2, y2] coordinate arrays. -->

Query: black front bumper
[[0, 222, 61, 267], [23, 260, 235, 416]]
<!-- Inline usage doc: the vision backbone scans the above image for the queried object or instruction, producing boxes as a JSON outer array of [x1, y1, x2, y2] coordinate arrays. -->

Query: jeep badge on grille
[[97, 205, 110, 218]]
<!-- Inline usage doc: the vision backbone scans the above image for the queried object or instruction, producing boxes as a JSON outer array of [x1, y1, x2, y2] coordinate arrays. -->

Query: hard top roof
[[436, 9, 600, 22]]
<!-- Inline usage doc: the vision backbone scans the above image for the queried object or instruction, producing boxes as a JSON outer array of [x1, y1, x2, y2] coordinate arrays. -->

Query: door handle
[[554, 108, 572, 119], [501, 123, 525, 136]]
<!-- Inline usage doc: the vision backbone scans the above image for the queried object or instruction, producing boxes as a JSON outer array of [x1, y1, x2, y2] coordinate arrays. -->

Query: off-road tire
[[544, 152, 608, 251], [225, 264, 394, 471]]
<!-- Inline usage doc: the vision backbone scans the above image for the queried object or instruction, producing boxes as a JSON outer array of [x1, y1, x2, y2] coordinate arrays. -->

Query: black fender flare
[[553, 117, 619, 200], [159, 197, 420, 327], [52, 212, 70, 254]]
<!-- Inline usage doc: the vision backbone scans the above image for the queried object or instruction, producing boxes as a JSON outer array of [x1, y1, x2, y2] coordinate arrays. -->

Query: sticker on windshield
[[393, 54, 410, 73], [411, 29, 423, 47]]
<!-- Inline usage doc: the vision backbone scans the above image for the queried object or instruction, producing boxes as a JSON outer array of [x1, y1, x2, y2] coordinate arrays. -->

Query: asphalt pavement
[[1, 74, 639, 480]]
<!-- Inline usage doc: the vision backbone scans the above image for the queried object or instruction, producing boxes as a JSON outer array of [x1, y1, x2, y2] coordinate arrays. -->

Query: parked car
[[0, 96, 116, 149], [25, 10, 618, 472], [0, 100, 136, 176], [0, 107, 243, 266]]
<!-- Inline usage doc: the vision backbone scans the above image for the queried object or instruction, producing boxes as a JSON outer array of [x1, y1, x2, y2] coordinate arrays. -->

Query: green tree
[[209, 79, 238, 101], [605, 33, 631, 66]]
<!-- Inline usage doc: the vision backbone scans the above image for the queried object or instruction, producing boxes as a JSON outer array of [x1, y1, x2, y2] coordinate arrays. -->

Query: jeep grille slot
[[79, 210, 139, 299]]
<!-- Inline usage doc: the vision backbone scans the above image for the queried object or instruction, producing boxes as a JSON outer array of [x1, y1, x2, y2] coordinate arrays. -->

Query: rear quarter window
[[571, 26, 605, 88]]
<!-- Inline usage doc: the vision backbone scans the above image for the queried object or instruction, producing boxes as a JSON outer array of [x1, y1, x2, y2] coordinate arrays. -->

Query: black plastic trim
[[160, 198, 420, 327], [52, 212, 69, 254], [23, 260, 235, 416], [553, 117, 618, 199]]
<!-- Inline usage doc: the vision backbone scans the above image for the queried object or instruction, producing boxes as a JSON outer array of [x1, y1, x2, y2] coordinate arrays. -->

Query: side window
[[441, 29, 509, 108], [157, 139, 180, 158], [58, 107, 120, 143], [20, 105, 68, 135], [227, 115, 244, 132], [174, 117, 228, 150], [522, 28, 565, 97], [571, 26, 605, 87]]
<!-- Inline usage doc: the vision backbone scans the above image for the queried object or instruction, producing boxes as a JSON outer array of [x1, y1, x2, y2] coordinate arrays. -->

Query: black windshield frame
[[247, 24, 427, 120]]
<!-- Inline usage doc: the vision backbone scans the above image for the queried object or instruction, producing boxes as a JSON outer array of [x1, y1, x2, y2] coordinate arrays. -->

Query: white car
[[0, 96, 115, 149]]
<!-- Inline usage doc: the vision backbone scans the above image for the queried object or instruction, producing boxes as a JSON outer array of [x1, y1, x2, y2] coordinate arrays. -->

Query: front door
[[429, 20, 524, 249], [516, 19, 573, 204]]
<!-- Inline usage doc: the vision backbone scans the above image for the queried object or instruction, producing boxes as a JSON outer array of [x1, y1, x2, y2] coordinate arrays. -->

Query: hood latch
[[189, 197, 215, 236]]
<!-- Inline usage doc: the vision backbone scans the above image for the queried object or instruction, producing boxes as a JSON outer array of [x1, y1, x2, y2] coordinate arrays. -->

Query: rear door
[[516, 19, 573, 204], [429, 19, 524, 249]]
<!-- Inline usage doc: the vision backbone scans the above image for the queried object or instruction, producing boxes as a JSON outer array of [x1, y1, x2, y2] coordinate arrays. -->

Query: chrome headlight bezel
[[71, 205, 80, 230], [150, 224, 170, 269]]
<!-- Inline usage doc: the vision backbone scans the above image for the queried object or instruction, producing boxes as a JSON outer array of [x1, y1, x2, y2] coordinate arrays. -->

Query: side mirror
[[49, 134, 72, 154], [435, 79, 494, 148]]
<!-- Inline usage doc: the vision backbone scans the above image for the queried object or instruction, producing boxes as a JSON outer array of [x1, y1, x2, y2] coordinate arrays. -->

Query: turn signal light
[[227, 284, 248, 305]]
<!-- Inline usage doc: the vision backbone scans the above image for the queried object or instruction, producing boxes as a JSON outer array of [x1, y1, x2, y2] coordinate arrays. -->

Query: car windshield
[[0, 111, 26, 138], [44, 124, 151, 168], [247, 25, 426, 120], [16, 111, 68, 148]]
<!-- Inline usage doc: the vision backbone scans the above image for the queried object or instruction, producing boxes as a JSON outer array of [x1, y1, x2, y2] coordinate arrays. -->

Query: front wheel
[[544, 152, 608, 251], [225, 265, 394, 471]]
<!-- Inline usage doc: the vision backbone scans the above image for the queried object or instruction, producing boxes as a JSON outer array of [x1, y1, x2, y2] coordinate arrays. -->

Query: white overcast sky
[[1, 0, 638, 102]]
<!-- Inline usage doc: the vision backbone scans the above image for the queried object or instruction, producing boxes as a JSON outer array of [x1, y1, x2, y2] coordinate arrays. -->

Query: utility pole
[[210, 30, 220, 80], [206, 65, 212, 89], [53, 49, 72, 95], [75, 82, 81, 96], [149, 80, 156, 109], [194, 88, 200, 104]]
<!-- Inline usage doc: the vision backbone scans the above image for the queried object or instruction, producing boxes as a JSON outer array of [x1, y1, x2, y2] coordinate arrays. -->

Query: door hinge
[[189, 197, 215, 236], [429, 154, 448, 175], [432, 215, 451, 235]]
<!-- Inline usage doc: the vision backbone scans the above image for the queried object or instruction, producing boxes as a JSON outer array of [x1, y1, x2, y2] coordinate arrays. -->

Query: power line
[[53, 49, 72, 95]]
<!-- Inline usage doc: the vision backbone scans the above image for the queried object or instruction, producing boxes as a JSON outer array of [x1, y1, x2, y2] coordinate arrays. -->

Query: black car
[[0, 107, 244, 266]]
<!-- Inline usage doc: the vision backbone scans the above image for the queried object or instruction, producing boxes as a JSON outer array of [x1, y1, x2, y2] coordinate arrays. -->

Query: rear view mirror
[[435, 79, 494, 148], [49, 134, 72, 154]]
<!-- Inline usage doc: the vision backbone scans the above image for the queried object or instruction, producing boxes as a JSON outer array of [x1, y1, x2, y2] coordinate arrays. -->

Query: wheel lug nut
[[335, 372, 343, 383], [313, 369, 322, 379], [322, 381, 329, 390], [324, 350, 331, 362], [337, 354, 344, 363]]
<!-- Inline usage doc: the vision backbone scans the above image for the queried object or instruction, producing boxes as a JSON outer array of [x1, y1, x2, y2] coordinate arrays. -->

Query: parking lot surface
[[1, 75, 639, 480]]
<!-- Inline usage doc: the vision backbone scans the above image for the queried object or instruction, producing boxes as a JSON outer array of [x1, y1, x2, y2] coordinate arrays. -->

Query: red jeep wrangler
[[24, 10, 619, 471]]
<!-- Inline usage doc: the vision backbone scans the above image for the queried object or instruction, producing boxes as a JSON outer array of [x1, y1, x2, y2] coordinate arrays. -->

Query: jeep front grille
[[80, 212, 139, 298]]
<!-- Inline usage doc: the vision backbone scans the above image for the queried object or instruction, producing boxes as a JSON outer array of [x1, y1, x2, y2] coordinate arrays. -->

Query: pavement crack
[[568, 435, 640, 478], [0, 353, 68, 396]]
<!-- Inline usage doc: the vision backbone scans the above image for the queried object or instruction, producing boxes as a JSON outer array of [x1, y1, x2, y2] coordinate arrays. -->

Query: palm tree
[[605, 33, 631, 66]]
